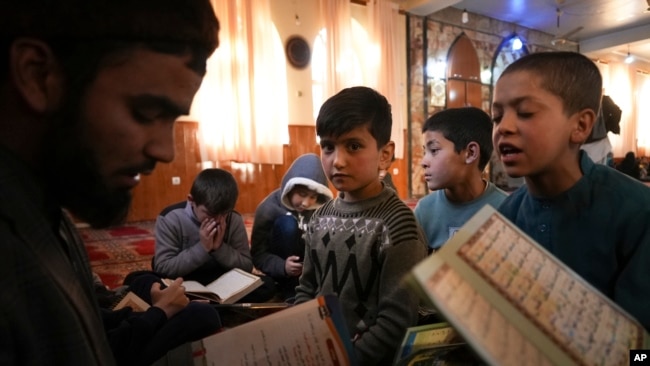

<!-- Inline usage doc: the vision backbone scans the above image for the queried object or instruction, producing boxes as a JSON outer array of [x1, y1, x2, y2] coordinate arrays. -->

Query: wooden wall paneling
[[387, 129, 409, 199], [446, 34, 481, 108], [466, 82, 483, 108], [126, 121, 202, 222], [127, 124, 338, 222], [230, 161, 284, 215], [447, 35, 480, 80], [446, 79, 467, 108]]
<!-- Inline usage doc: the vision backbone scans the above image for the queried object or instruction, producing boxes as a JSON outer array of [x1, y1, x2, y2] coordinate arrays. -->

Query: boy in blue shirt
[[492, 51, 650, 331], [294, 86, 427, 365], [414, 107, 507, 252]]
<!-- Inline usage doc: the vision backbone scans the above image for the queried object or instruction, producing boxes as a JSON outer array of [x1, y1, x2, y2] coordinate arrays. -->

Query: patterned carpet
[[79, 221, 157, 289], [79, 215, 255, 289]]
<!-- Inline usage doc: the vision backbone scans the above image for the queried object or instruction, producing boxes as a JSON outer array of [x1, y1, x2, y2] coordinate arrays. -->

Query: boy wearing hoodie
[[251, 153, 333, 300]]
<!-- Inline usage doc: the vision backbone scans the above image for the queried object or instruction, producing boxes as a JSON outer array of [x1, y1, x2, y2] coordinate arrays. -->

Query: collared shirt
[[499, 151, 650, 331]]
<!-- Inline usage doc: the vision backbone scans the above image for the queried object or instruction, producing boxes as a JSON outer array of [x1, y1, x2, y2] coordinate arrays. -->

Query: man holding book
[[0, 0, 222, 364]]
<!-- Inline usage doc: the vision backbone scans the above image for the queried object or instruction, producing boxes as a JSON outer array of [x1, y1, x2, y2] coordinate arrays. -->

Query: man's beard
[[54, 150, 132, 229], [43, 103, 132, 229]]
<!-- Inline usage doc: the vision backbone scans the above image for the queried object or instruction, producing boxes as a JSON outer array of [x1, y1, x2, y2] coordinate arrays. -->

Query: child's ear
[[465, 142, 480, 164], [10, 38, 64, 114], [379, 141, 395, 170], [571, 109, 597, 144]]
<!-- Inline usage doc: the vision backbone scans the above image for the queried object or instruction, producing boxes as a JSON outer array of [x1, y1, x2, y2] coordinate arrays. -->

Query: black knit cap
[[0, 0, 219, 54]]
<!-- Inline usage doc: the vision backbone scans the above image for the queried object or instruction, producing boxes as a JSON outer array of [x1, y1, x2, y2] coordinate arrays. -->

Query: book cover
[[393, 322, 460, 363], [199, 294, 358, 365], [165, 268, 262, 304], [409, 205, 650, 366], [112, 291, 150, 312]]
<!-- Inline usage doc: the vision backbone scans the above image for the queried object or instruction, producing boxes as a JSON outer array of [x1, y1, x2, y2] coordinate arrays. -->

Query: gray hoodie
[[250, 153, 333, 278]]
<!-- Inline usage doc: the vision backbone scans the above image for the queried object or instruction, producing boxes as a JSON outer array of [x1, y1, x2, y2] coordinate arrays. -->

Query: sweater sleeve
[[209, 213, 253, 272], [152, 213, 211, 278], [353, 239, 426, 364], [293, 221, 318, 304]]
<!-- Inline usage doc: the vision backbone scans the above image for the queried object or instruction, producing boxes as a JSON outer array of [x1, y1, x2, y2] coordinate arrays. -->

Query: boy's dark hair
[[0, 0, 219, 84], [500, 51, 602, 117], [190, 169, 238, 215], [316, 86, 392, 147], [422, 107, 493, 170]]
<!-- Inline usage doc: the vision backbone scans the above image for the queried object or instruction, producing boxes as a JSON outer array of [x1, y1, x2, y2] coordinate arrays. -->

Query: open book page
[[200, 295, 357, 365], [203, 268, 261, 304], [410, 205, 650, 366], [165, 268, 262, 304]]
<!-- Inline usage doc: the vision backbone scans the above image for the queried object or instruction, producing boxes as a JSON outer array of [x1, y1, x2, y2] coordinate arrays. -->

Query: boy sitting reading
[[492, 51, 650, 331], [251, 153, 333, 301], [294, 86, 428, 365], [153, 168, 274, 302], [415, 107, 507, 252]]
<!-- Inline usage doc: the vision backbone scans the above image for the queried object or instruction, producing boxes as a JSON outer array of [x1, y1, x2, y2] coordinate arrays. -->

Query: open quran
[[199, 295, 357, 365], [409, 205, 650, 366], [162, 268, 262, 304]]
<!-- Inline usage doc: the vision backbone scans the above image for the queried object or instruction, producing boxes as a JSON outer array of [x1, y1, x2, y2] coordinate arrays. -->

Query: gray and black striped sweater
[[295, 186, 427, 365]]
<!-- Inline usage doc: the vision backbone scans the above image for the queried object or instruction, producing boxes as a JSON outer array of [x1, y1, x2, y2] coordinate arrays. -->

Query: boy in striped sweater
[[294, 86, 428, 365]]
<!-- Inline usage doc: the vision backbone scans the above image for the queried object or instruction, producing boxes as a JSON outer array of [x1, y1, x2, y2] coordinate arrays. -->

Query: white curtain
[[317, 0, 406, 158], [318, 0, 356, 96], [191, 0, 288, 165], [366, 0, 406, 159]]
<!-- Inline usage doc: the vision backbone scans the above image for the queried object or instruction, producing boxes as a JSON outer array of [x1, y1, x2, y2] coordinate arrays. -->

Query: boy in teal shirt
[[414, 107, 507, 252], [492, 51, 650, 331]]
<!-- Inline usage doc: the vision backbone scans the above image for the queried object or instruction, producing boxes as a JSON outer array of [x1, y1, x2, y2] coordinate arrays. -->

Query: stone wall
[[407, 7, 577, 196]]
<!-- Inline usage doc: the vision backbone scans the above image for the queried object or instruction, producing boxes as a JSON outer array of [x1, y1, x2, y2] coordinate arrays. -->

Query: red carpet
[[79, 215, 255, 289], [79, 221, 156, 289]]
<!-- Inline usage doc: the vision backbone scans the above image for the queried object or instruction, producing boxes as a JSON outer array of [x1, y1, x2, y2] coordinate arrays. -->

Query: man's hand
[[150, 278, 189, 319], [285, 256, 303, 277], [199, 215, 227, 252]]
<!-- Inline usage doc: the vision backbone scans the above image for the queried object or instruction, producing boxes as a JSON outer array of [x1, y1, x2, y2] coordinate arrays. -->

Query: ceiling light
[[462, 9, 468, 24], [625, 44, 634, 64]]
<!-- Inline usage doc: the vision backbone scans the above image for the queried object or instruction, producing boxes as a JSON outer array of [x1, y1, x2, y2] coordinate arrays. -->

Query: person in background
[[616, 151, 641, 180], [0, 0, 221, 363], [414, 107, 507, 253], [153, 168, 275, 302], [605, 151, 615, 168], [294, 86, 428, 365], [492, 51, 650, 331], [639, 156, 649, 180], [251, 153, 333, 301]]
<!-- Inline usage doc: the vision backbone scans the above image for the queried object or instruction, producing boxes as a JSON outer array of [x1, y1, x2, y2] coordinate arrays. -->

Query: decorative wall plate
[[285, 35, 311, 69]]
